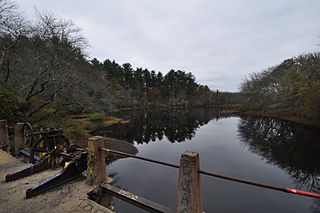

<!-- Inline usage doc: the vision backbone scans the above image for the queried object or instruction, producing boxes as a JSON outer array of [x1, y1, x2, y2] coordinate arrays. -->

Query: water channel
[[93, 108, 320, 213]]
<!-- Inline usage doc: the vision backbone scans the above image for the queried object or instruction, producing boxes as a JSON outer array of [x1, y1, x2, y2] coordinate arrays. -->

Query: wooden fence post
[[14, 123, 25, 152], [176, 151, 203, 213], [86, 136, 106, 185], [0, 120, 8, 148]]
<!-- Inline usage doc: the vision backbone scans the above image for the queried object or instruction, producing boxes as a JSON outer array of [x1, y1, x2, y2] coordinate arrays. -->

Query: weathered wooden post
[[86, 136, 106, 185], [176, 151, 203, 213], [14, 123, 25, 152], [0, 120, 9, 148]]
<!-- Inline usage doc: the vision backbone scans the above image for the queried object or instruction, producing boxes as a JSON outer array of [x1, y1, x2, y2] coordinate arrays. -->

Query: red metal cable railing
[[102, 148, 320, 199]]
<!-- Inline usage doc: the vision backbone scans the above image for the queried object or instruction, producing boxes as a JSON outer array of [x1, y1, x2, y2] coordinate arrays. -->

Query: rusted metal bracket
[[25, 152, 87, 198], [88, 183, 173, 213]]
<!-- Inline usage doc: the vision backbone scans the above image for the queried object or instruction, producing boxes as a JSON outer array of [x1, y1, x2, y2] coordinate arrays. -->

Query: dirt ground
[[0, 149, 113, 213]]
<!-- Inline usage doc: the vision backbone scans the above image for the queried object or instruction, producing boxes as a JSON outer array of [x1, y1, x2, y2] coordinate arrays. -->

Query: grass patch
[[63, 119, 90, 140], [104, 115, 128, 125], [88, 112, 105, 121], [63, 112, 128, 141]]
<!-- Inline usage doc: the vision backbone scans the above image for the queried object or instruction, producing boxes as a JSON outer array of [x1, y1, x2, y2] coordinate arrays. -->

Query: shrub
[[88, 112, 105, 121], [0, 79, 22, 122], [63, 119, 90, 140]]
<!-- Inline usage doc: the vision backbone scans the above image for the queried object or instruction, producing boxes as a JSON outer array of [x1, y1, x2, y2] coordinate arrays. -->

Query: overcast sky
[[15, 0, 320, 91]]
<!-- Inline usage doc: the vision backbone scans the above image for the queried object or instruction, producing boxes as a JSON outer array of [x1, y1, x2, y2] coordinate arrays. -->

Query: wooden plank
[[100, 183, 173, 213]]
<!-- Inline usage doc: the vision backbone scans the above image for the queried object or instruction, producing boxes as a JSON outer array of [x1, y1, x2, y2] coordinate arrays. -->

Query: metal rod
[[101, 148, 320, 199], [102, 148, 179, 169], [199, 169, 284, 191], [199, 170, 320, 199]]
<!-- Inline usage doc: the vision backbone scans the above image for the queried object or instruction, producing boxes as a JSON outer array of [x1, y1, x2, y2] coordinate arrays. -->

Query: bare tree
[[0, 8, 89, 120], [0, 2, 117, 121], [0, 0, 29, 83], [0, 0, 16, 25], [22, 11, 88, 119]]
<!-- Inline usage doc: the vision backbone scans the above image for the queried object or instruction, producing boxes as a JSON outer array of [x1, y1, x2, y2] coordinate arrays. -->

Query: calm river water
[[94, 108, 320, 213]]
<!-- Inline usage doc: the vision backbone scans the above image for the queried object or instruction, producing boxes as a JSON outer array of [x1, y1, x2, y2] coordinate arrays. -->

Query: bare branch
[[25, 68, 49, 101], [0, 0, 29, 38], [28, 92, 56, 117], [26, 79, 49, 101], [34, 9, 88, 50]]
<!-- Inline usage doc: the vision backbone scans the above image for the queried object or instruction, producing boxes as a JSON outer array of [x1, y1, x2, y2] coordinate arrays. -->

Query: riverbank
[[234, 109, 320, 128], [52, 113, 129, 146]]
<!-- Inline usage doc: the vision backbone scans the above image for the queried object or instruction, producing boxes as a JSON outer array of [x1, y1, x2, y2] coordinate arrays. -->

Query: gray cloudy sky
[[16, 0, 320, 91]]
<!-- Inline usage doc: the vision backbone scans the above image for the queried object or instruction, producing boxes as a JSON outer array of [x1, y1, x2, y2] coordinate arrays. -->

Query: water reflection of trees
[[93, 108, 228, 143], [312, 201, 320, 213], [238, 116, 320, 194]]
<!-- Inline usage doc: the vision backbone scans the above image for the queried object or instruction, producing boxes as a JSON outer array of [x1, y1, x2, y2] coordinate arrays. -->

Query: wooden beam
[[99, 183, 173, 213], [176, 151, 203, 213], [14, 123, 25, 152]]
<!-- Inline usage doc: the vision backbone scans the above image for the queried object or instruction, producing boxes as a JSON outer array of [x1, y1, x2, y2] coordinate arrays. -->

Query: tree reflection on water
[[92, 108, 229, 143], [238, 116, 320, 194], [93, 110, 320, 212]]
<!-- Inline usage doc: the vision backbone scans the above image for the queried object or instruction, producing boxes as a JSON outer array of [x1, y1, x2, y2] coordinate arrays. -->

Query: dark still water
[[94, 109, 320, 213]]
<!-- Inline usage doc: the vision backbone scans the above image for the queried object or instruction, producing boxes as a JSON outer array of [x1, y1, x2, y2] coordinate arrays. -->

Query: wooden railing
[[86, 136, 203, 213], [0, 120, 25, 153]]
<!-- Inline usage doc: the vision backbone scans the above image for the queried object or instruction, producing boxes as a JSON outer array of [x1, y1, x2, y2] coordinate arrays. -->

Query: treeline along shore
[[0, 0, 239, 122], [0, 0, 241, 136], [239, 53, 320, 128]]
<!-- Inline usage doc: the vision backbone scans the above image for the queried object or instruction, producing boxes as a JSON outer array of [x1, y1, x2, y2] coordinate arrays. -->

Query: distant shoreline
[[233, 109, 320, 129], [115, 105, 320, 128]]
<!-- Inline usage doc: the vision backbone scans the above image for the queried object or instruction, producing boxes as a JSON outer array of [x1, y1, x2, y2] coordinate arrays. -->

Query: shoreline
[[233, 109, 320, 129], [113, 105, 320, 129]]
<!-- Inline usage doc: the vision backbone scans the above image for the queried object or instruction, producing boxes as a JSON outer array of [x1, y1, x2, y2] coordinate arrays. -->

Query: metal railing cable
[[101, 148, 320, 199], [102, 148, 179, 169]]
